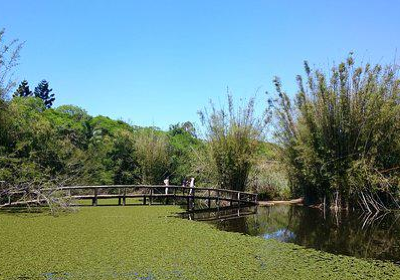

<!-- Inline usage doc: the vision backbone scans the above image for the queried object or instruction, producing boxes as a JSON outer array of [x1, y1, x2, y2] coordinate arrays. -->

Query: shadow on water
[[182, 204, 400, 264]]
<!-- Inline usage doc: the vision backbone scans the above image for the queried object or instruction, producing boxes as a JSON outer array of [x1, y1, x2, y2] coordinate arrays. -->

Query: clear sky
[[1, 0, 400, 129]]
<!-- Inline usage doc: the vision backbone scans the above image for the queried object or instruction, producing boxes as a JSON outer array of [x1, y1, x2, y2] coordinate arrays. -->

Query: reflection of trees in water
[[211, 205, 400, 262], [286, 207, 400, 262], [245, 205, 293, 236]]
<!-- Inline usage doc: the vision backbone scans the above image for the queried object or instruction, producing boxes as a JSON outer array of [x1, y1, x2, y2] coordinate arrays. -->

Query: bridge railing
[[2, 185, 258, 208], [55, 185, 257, 206]]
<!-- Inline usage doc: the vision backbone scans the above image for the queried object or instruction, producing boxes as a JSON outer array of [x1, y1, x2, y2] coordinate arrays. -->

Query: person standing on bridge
[[164, 177, 169, 194], [189, 177, 195, 195]]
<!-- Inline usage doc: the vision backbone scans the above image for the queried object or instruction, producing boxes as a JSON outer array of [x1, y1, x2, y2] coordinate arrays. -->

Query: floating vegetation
[[1, 206, 400, 279]]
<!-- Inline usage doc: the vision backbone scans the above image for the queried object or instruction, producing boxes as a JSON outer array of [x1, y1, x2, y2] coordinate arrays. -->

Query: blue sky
[[1, 0, 400, 129]]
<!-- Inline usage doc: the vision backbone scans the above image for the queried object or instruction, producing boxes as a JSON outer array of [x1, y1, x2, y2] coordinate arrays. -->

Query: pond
[[184, 205, 400, 264]]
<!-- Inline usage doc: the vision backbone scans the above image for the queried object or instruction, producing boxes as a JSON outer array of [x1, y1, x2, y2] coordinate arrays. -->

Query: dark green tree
[[13, 80, 32, 97], [34, 80, 55, 108]]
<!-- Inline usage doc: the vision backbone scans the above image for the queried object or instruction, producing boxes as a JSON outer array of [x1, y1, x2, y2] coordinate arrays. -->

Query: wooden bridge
[[1, 185, 258, 209]]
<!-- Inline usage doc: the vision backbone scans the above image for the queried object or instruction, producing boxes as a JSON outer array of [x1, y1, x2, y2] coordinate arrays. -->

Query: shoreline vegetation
[[1, 205, 400, 280]]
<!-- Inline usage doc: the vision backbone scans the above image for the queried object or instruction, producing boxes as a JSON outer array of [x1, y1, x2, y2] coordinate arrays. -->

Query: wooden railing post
[[192, 188, 195, 208], [173, 187, 177, 205], [93, 188, 98, 206], [216, 190, 220, 208], [149, 188, 153, 205], [123, 188, 126, 206], [208, 189, 211, 208], [118, 189, 122, 205]]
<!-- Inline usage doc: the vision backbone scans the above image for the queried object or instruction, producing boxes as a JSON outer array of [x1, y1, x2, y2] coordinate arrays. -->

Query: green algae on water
[[0, 206, 400, 280]]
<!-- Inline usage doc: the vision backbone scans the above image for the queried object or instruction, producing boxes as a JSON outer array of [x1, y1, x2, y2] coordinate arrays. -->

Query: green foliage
[[1, 206, 400, 279], [110, 130, 138, 184], [1, 93, 203, 189], [80, 116, 136, 185], [34, 80, 55, 108], [249, 161, 290, 200], [134, 128, 172, 184], [168, 122, 202, 185], [199, 95, 270, 191], [273, 55, 400, 209], [0, 97, 82, 184]]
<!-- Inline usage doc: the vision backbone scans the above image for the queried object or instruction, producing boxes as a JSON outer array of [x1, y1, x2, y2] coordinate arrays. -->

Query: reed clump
[[273, 54, 400, 211]]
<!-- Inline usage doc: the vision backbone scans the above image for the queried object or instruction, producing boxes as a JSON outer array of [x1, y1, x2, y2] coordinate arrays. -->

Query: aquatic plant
[[1, 206, 400, 279]]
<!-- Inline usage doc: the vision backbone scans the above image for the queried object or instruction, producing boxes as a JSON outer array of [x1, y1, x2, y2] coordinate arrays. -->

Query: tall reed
[[273, 55, 400, 210], [199, 95, 270, 191]]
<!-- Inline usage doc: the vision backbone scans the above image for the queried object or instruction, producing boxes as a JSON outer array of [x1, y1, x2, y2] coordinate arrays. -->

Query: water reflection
[[190, 205, 400, 263]]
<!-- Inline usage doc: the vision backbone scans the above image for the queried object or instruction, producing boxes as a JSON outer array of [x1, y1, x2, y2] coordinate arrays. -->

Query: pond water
[[185, 205, 400, 264]]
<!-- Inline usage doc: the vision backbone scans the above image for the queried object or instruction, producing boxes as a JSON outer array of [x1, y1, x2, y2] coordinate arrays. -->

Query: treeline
[[0, 94, 283, 197], [0, 96, 203, 186]]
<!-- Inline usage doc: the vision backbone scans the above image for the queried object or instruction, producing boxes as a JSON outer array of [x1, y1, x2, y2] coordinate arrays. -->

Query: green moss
[[0, 206, 399, 279]]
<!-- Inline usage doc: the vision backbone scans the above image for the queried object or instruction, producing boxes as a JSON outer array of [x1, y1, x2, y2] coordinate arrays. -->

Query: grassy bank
[[0, 206, 400, 280]]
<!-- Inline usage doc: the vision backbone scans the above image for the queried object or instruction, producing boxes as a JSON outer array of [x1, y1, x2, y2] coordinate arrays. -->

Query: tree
[[0, 28, 23, 100], [13, 80, 32, 97], [34, 80, 55, 108], [168, 122, 202, 184]]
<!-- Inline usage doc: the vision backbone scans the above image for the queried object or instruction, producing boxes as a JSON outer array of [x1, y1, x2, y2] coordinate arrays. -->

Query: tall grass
[[198, 95, 270, 191], [134, 128, 172, 184], [273, 55, 400, 210]]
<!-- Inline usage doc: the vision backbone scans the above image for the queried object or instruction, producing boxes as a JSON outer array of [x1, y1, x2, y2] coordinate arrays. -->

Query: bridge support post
[[143, 196, 146, 205], [123, 188, 126, 206], [208, 190, 211, 208], [149, 189, 153, 205], [192, 188, 195, 209], [92, 188, 98, 206]]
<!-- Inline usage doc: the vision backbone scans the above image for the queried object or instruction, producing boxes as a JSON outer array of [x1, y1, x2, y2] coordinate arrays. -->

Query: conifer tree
[[34, 80, 55, 108], [13, 80, 32, 98]]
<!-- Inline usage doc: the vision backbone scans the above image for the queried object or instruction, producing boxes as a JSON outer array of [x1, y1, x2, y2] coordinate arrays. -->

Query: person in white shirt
[[189, 177, 195, 195], [164, 177, 169, 194]]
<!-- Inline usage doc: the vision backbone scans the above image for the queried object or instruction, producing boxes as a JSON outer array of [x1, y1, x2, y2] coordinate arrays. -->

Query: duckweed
[[0, 206, 400, 279]]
